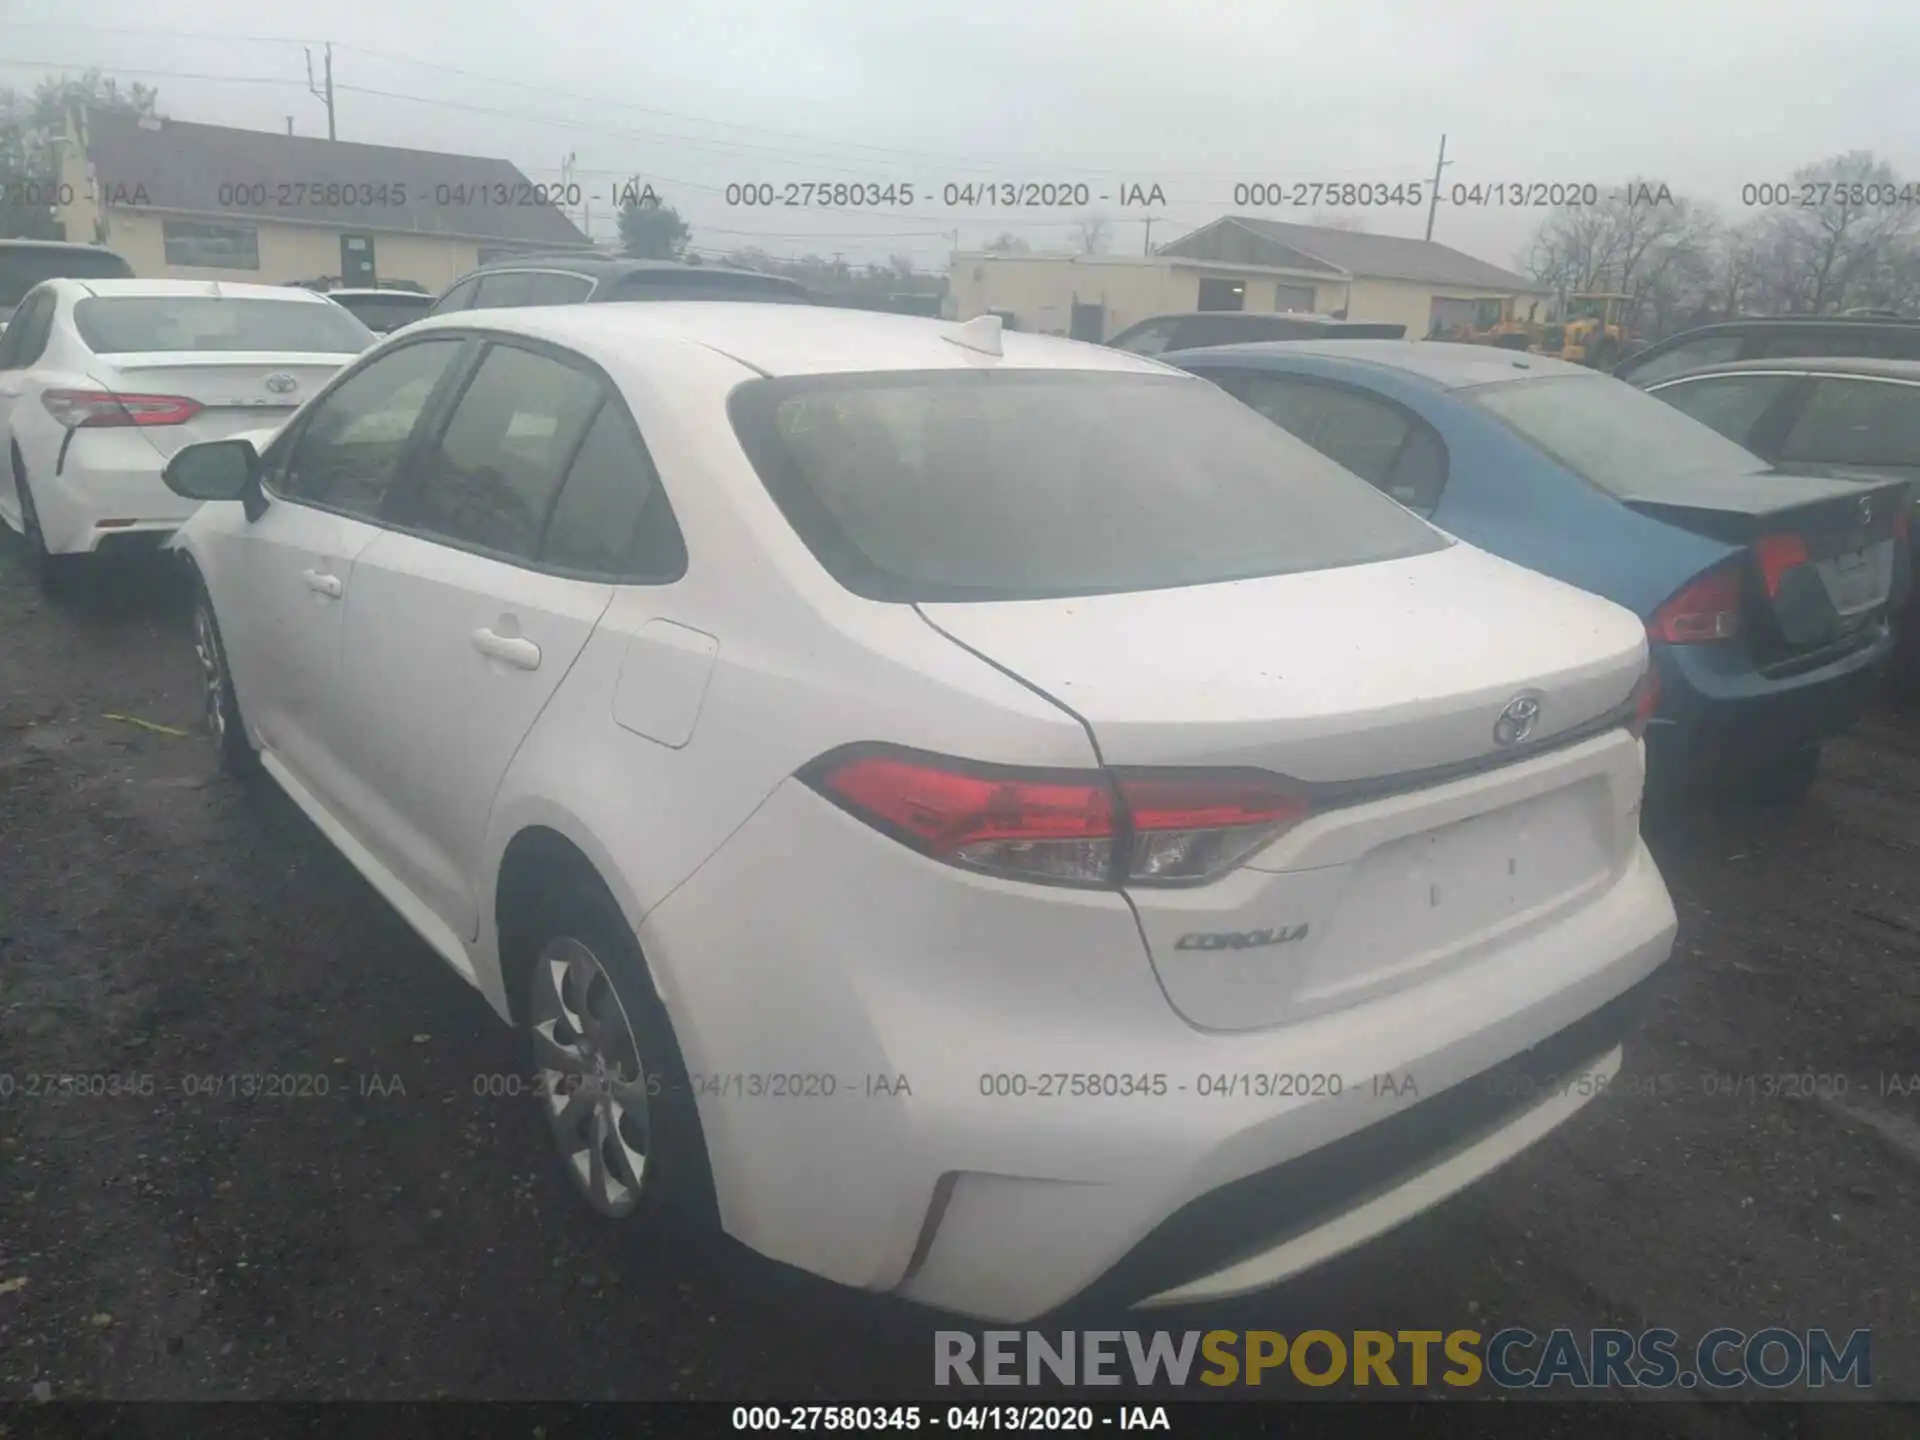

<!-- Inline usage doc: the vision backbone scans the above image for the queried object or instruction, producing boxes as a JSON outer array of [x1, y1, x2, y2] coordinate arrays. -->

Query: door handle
[[302, 569, 343, 598], [473, 628, 541, 670]]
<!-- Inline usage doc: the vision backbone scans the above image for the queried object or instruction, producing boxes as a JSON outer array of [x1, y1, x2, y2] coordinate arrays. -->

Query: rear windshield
[[73, 297, 376, 355], [728, 369, 1447, 601], [1469, 372, 1772, 495], [606, 271, 809, 304], [0, 246, 133, 308], [329, 293, 432, 332]]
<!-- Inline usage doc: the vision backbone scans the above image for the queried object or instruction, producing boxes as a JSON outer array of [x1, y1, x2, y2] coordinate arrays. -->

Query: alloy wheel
[[193, 600, 229, 748], [528, 936, 653, 1218]]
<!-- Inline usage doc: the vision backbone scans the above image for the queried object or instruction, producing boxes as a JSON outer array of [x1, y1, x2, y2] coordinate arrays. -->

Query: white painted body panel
[[170, 301, 1678, 1321]]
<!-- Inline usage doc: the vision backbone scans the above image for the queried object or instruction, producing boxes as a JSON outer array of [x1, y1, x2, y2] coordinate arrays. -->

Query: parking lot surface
[[0, 544, 1915, 1433]]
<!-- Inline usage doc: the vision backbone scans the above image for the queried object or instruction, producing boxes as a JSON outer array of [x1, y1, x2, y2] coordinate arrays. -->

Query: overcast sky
[[4, 0, 1916, 271]]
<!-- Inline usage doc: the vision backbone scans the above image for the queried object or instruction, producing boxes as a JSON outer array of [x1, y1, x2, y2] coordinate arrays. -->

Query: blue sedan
[[1167, 340, 1912, 803]]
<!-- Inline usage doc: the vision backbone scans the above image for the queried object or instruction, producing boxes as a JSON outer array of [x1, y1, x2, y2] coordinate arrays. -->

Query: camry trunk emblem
[[264, 372, 297, 394], [1494, 693, 1542, 747]]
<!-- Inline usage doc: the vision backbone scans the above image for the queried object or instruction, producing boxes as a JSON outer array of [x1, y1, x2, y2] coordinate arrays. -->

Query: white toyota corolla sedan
[[161, 302, 1677, 1322], [0, 278, 373, 586]]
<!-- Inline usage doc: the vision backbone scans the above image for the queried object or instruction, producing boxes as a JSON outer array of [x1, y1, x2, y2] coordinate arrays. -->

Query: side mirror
[[163, 440, 262, 512]]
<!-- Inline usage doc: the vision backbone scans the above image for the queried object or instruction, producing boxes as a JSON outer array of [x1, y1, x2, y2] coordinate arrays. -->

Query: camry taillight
[[1648, 563, 1744, 644], [41, 390, 204, 429], [800, 745, 1311, 887], [1627, 664, 1660, 738]]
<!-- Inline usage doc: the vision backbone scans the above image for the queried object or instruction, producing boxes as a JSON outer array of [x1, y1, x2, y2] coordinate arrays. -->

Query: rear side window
[[1471, 372, 1772, 496], [728, 369, 1446, 602], [1650, 372, 1795, 446], [401, 343, 603, 558], [1109, 318, 1180, 355], [431, 276, 481, 315], [1227, 373, 1449, 513], [1778, 378, 1920, 468], [539, 403, 687, 580], [1755, 330, 1879, 360], [0, 289, 56, 368], [1615, 335, 1744, 386]]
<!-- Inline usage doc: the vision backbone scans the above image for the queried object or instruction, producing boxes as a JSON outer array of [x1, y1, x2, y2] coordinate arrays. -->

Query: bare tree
[[983, 232, 1030, 255], [1738, 152, 1920, 314], [1307, 212, 1368, 232], [1070, 212, 1112, 255]]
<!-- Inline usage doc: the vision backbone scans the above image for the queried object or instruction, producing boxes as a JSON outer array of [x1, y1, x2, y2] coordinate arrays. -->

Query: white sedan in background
[[161, 302, 1676, 1321], [0, 278, 373, 588]]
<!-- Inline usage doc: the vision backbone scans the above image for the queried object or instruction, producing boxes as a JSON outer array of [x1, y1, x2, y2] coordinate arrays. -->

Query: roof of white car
[[59, 278, 336, 303], [408, 302, 1178, 378]]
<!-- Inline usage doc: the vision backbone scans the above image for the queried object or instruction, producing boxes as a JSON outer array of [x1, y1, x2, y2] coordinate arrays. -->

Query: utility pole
[[305, 44, 336, 141], [1423, 133, 1450, 242], [1142, 215, 1161, 255]]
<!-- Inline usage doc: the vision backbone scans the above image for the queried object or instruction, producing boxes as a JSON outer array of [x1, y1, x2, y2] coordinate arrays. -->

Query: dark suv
[[1106, 311, 1406, 357], [0, 240, 133, 328], [426, 254, 810, 317], [1614, 315, 1920, 387]]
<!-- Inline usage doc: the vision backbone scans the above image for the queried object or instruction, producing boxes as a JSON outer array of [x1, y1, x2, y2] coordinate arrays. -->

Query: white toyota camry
[[0, 278, 373, 585], [161, 302, 1676, 1322]]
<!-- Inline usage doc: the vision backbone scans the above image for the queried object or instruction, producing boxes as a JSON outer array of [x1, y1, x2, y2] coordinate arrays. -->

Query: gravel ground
[[0, 539, 1915, 1434]]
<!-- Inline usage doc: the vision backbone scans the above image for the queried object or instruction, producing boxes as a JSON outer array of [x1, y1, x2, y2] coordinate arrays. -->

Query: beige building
[[950, 216, 1547, 342], [51, 109, 590, 293]]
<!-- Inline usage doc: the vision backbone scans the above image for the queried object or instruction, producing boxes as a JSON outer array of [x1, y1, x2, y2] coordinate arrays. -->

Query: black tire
[[190, 577, 257, 775], [1743, 746, 1821, 808], [516, 877, 715, 1230], [12, 451, 76, 597]]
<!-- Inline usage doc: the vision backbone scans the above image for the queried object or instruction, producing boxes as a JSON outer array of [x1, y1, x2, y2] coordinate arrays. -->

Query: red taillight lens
[[41, 390, 204, 429], [803, 747, 1311, 887], [1753, 533, 1811, 598], [1627, 665, 1660, 738], [1648, 564, 1744, 644]]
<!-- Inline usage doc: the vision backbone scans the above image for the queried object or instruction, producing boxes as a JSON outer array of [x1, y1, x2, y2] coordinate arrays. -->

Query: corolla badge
[[1493, 692, 1542, 747], [264, 372, 298, 394]]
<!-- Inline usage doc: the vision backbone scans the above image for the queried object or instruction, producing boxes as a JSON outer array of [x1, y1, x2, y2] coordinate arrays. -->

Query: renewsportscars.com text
[[934, 1328, 1872, 1390]]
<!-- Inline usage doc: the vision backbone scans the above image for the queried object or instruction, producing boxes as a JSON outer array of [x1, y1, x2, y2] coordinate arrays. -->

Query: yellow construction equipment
[[1538, 292, 1637, 367]]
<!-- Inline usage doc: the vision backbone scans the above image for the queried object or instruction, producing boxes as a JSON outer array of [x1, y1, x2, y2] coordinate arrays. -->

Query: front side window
[[400, 342, 604, 558], [162, 220, 260, 270], [74, 297, 373, 355], [519, 272, 594, 305], [728, 369, 1446, 602], [1779, 378, 1920, 468], [1470, 372, 1771, 497], [1650, 372, 1795, 446], [279, 339, 467, 518]]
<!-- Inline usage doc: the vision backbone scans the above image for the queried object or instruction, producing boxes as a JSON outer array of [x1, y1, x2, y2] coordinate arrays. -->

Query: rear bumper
[[641, 771, 1678, 1322], [33, 432, 200, 555], [1647, 626, 1891, 778]]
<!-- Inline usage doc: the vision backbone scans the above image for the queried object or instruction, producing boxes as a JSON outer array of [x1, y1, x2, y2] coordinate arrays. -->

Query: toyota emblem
[[264, 372, 298, 395], [1493, 693, 1542, 747]]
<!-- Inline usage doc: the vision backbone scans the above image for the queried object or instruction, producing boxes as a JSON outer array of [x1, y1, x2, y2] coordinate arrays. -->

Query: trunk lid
[[921, 544, 1652, 1032], [91, 352, 349, 458], [919, 542, 1647, 779], [1624, 470, 1909, 652]]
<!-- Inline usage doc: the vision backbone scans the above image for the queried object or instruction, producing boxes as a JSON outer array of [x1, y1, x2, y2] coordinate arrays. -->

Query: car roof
[[59, 278, 337, 303], [1136, 311, 1351, 325], [1656, 315, 1920, 340], [465, 253, 803, 287], [0, 239, 126, 254], [1651, 355, 1920, 383], [326, 288, 433, 300], [1165, 338, 1591, 388], [407, 302, 1178, 378]]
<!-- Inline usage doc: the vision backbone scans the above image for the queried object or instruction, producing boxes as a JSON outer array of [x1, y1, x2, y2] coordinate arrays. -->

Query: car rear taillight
[[41, 390, 204, 429], [801, 745, 1311, 887], [1627, 664, 1659, 739], [1648, 563, 1744, 643], [1753, 533, 1811, 599]]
